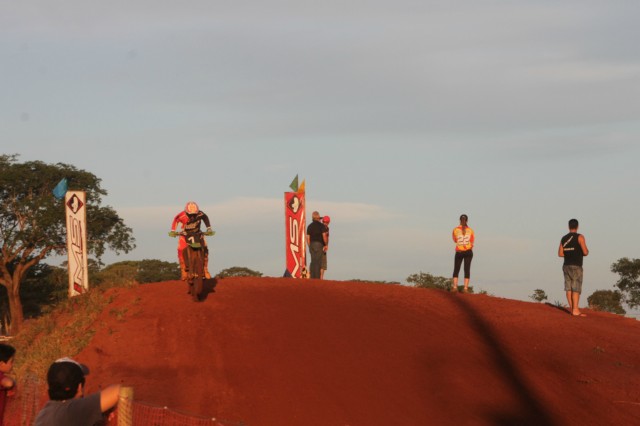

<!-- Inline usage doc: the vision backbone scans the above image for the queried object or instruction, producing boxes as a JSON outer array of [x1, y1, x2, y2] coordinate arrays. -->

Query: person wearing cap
[[452, 214, 475, 293], [34, 357, 121, 426], [170, 202, 214, 280], [306, 211, 328, 279], [0, 343, 16, 425], [320, 215, 330, 280]]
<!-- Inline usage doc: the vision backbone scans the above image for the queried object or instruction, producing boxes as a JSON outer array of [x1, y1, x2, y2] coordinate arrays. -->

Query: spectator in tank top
[[558, 218, 589, 317]]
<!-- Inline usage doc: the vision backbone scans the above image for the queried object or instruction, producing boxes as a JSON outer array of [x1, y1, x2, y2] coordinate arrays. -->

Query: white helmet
[[184, 201, 199, 214]]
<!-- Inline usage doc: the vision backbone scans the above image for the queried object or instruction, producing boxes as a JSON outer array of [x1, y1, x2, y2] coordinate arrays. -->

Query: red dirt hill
[[76, 277, 640, 425]]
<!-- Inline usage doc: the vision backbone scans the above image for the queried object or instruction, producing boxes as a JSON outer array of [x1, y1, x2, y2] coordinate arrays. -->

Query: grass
[[10, 286, 118, 381], [110, 307, 129, 321]]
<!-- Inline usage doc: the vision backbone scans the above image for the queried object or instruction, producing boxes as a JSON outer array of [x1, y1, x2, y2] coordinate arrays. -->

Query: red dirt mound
[[76, 277, 640, 425]]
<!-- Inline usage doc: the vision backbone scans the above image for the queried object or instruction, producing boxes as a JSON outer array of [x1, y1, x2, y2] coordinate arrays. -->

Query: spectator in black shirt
[[306, 211, 328, 279]]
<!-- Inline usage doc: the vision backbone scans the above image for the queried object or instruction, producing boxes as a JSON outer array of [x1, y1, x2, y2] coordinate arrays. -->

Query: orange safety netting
[[3, 376, 242, 426]]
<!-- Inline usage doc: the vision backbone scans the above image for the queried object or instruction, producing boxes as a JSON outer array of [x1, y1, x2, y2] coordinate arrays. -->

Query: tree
[[19, 262, 68, 318], [1, 261, 68, 333], [610, 257, 640, 309], [135, 259, 180, 283], [1, 263, 69, 334], [90, 260, 179, 287], [406, 272, 451, 290], [216, 266, 263, 278], [529, 289, 548, 303], [348, 279, 400, 285], [587, 290, 626, 315], [0, 155, 135, 333], [93, 261, 139, 288]]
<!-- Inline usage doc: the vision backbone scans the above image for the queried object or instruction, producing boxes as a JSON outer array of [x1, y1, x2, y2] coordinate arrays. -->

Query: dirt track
[[76, 277, 640, 425]]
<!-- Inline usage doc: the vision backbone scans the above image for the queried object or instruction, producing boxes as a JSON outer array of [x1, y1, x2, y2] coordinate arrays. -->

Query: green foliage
[[0, 258, 179, 329], [0, 154, 136, 332], [135, 259, 180, 283], [92, 259, 180, 287], [1, 263, 68, 333], [216, 266, 263, 278], [529, 289, 548, 303], [407, 272, 451, 290], [93, 261, 139, 288], [10, 288, 112, 380], [20, 263, 68, 317], [348, 279, 401, 285], [587, 290, 626, 315], [0, 154, 135, 260], [611, 257, 640, 309]]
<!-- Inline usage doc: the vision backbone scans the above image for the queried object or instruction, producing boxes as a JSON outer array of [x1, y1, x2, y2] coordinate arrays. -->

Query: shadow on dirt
[[451, 295, 558, 426], [544, 302, 571, 315], [200, 278, 218, 301]]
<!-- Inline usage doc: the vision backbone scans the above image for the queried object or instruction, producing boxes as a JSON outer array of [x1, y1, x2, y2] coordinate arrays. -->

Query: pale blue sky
[[3, 1, 640, 308]]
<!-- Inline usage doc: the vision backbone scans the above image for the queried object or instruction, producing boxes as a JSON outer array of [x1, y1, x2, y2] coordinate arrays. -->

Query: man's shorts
[[563, 265, 583, 293]]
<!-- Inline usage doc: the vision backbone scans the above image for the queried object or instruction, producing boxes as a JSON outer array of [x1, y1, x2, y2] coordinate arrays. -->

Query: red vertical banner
[[284, 191, 306, 278]]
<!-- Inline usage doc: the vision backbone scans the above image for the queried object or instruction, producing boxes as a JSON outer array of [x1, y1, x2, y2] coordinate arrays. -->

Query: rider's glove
[[168, 231, 179, 238], [205, 227, 215, 237]]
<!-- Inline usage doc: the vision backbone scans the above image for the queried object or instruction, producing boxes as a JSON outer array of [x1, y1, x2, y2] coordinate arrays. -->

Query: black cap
[[47, 357, 90, 400]]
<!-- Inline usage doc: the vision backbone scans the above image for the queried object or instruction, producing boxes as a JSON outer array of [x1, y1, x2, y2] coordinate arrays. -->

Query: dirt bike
[[169, 228, 214, 302]]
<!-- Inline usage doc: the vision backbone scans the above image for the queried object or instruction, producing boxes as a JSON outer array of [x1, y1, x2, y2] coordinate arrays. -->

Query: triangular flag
[[298, 179, 305, 193], [52, 178, 68, 200], [289, 174, 299, 192]]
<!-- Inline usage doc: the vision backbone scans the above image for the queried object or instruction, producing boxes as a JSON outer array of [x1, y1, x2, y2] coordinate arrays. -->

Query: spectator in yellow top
[[452, 214, 474, 293]]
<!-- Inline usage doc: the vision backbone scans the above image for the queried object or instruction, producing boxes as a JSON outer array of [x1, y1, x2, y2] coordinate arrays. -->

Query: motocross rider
[[170, 201, 213, 280]]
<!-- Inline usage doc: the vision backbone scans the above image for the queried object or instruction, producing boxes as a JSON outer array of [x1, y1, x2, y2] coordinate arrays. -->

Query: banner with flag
[[284, 188, 306, 278], [65, 191, 89, 296]]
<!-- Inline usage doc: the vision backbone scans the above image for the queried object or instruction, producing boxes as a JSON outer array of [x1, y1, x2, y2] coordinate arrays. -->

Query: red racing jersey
[[171, 211, 212, 234]]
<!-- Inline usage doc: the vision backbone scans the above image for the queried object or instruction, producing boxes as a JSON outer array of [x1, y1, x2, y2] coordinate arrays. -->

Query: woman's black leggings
[[453, 250, 473, 279]]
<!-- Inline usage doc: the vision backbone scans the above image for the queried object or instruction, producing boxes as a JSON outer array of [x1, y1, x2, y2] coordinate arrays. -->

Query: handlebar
[[168, 229, 215, 238]]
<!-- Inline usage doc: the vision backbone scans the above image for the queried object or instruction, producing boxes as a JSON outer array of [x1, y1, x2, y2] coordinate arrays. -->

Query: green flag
[[289, 174, 299, 192]]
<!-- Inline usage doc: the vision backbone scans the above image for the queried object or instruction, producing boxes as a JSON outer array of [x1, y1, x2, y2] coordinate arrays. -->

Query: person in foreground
[[452, 214, 474, 293], [0, 343, 16, 426], [35, 357, 121, 426], [558, 218, 589, 317]]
